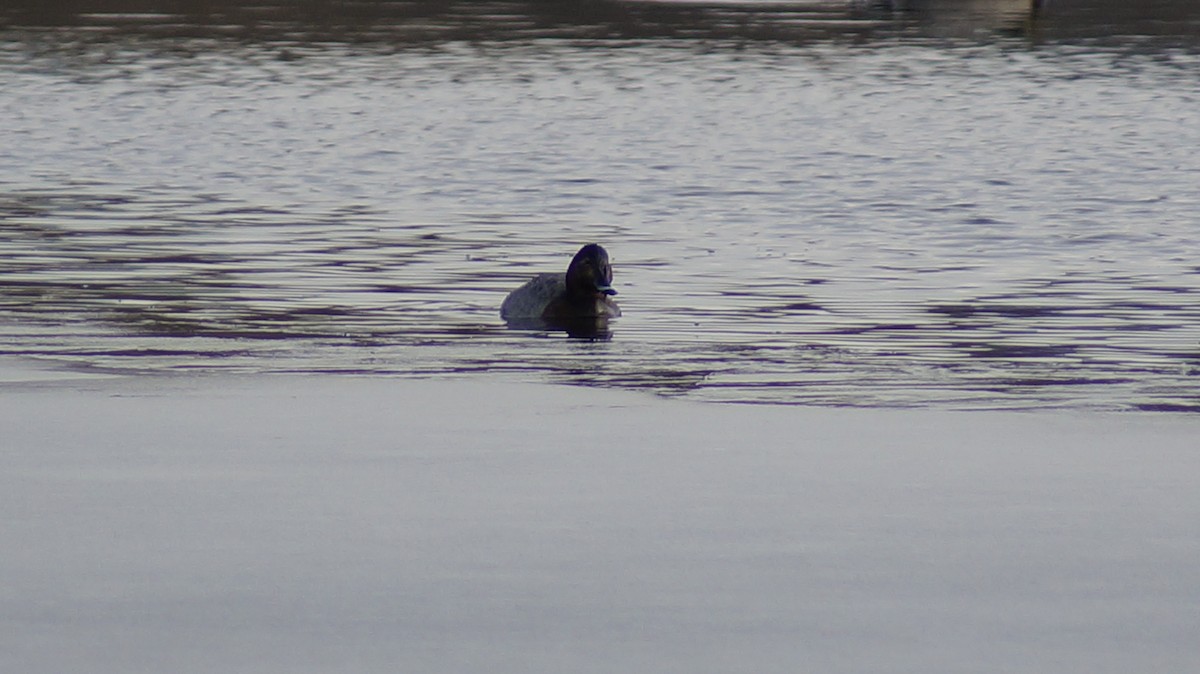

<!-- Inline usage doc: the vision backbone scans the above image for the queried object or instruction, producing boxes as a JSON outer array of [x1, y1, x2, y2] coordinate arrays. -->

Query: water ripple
[[3, 6, 1200, 410]]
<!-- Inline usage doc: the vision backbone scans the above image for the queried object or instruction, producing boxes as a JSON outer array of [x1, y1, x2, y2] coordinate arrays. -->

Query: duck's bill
[[596, 285, 618, 295]]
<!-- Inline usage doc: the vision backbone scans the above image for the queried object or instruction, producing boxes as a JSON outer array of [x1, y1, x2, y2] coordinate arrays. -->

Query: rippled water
[[2, 1, 1199, 410]]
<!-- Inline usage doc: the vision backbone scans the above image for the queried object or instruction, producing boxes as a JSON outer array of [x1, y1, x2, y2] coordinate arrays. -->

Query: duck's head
[[566, 243, 617, 297]]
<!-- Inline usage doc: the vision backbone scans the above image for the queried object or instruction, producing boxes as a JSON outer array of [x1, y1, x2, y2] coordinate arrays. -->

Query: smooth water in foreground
[[2, 0, 1199, 410], [5, 376, 1200, 673]]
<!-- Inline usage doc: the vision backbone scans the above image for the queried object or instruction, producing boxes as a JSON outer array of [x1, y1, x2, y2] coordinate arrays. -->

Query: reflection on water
[[2, 1, 1200, 411], [4, 0, 1199, 47], [506, 316, 616, 341], [868, 0, 1041, 36]]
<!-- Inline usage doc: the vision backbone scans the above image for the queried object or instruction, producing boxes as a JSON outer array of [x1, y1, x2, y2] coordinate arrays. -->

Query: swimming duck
[[501, 244, 621, 328]]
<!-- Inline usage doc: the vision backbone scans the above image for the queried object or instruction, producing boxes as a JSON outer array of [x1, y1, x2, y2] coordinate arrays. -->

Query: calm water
[[2, 0, 1199, 410]]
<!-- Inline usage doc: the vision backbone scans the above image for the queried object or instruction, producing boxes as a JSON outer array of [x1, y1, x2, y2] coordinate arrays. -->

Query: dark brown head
[[565, 243, 617, 298]]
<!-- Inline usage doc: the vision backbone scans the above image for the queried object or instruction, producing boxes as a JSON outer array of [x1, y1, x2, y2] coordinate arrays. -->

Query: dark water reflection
[[2, 1, 1200, 410], [5, 0, 1200, 47]]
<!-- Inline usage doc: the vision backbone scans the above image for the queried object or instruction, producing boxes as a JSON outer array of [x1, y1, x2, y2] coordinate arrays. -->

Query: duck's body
[[501, 244, 621, 324]]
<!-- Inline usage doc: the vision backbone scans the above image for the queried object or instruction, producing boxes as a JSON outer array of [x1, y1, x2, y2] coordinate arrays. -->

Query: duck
[[501, 244, 621, 329]]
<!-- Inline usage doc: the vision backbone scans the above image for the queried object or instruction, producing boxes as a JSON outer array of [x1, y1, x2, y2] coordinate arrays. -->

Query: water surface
[[2, 0, 1199, 410]]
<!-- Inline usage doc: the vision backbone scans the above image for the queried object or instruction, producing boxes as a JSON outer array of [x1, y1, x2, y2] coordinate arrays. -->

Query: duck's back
[[500, 273, 566, 320]]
